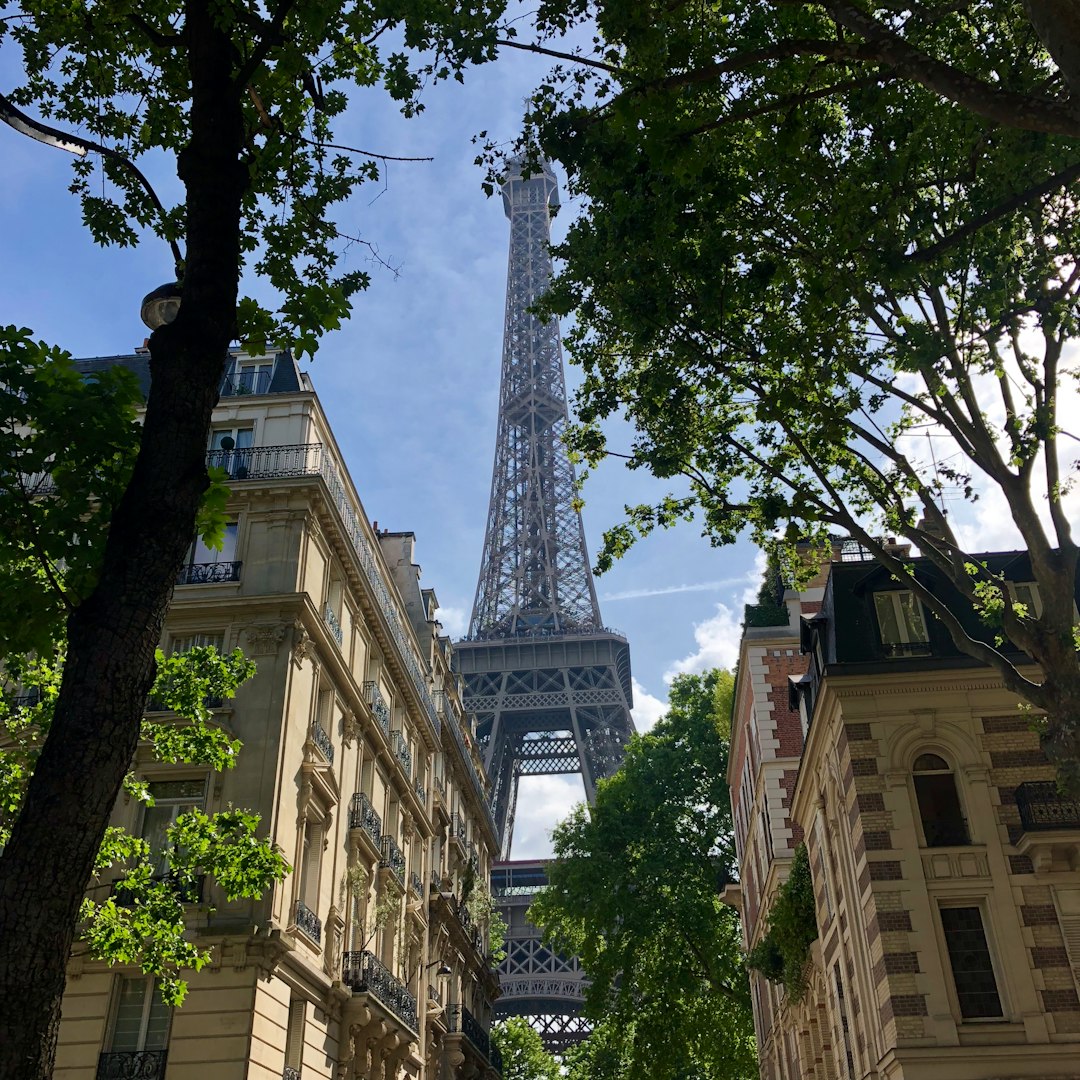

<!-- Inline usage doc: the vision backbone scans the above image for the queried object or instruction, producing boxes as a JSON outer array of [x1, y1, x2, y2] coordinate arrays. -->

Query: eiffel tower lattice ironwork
[[454, 157, 636, 1054]]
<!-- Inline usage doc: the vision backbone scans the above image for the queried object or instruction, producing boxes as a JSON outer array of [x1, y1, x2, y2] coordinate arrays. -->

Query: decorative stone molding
[[244, 622, 287, 655], [292, 618, 313, 666]]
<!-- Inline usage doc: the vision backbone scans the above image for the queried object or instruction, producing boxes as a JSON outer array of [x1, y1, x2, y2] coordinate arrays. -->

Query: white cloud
[[600, 577, 747, 602], [436, 604, 468, 638], [508, 774, 586, 860], [663, 602, 744, 682], [631, 677, 667, 732]]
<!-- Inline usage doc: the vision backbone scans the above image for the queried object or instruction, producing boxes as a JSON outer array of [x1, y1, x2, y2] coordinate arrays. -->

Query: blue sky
[[0, 42, 762, 857]]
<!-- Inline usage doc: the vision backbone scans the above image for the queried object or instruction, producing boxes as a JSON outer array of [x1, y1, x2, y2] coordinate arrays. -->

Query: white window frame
[[873, 590, 929, 648], [104, 974, 172, 1053], [1006, 580, 1043, 619]]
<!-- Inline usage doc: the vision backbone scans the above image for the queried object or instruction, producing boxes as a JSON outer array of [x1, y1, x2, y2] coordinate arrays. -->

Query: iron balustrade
[[882, 640, 933, 658], [435, 690, 495, 836], [447, 1004, 492, 1061], [176, 561, 242, 585], [414, 775, 427, 806], [282, 1069, 301, 1080], [220, 368, 272, 395], [451, 812, 467, 844], [96, 1050, 168, 1079], [349, 792, 383, 849], [309, 722, 334, 764], [380, 834, 406, 883], [410, 870, 425, 897], [323, 604, 343, 646], [431, 870, 444, 893], [205, 440, 443, 745], [1016, 781, 1080, 831], [391, 730, 413, 777], [342, 950, 418, 1031], [295, 899, 322, 944], [364, 682, 391, 737]]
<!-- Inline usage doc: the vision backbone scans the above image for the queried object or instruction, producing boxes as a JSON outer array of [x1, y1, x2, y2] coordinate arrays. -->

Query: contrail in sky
[[600, 577, 748, 602]]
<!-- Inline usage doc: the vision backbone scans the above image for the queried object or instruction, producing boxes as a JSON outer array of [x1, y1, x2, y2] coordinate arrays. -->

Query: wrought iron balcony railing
[[323, 604, 343, 646], [220, 368, 272, 396], [435, 690, 493, 829], [451, 812, 467, 844], [391, 730, 413, 777], [882, 640, 933, 658], [380, 834, 406, 884], [342, 950, 418, 1031], [309, 722, 334, 764], [447, 1003, 492, 1061], [295, 899, 322, 945], [1016, 781, 1080, 832], [96, 1049, 168, 1080], [363, 681, 391, 737], [206, 441, 323, 480], [414, 775, 427, 806], [349, 792, 382, 849], [282, 1068, 301, 1080], [176, 560, 242, 585], [410, 870, 425, 897], [431, 870, 444, 894]]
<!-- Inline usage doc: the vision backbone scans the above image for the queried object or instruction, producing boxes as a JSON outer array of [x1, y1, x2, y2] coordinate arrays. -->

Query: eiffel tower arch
[[454, 156, 636, 1053]]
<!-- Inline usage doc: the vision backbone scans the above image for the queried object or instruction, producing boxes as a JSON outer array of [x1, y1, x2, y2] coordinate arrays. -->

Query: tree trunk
[[0, 1, 246, 1074]]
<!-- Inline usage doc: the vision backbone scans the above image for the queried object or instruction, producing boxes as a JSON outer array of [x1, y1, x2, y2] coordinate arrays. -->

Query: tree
[[497, 0, 1080, 776], [529, 670, 757, 1080], [0, 331, 288, 1004], [490, 1016, 561, 1080], [0, 3, 507, 1072]]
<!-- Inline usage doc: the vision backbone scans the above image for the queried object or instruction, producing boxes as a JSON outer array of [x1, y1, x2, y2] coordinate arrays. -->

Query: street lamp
[[140, 281, 183, 330]]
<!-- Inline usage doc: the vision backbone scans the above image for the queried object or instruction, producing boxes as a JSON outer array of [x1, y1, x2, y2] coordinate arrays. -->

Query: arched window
[[912, 753, 969, 846]]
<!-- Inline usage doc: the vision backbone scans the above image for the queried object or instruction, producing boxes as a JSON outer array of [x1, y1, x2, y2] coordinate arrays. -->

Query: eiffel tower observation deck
[[454, 156, 636, 1052]]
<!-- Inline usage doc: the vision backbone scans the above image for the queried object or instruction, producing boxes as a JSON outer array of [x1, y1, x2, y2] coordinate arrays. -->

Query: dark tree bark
[[0, 0, 247, 1075]]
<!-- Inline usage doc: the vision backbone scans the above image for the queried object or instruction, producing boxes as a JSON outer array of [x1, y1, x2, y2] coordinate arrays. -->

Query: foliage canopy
[[501, 0, 1080, 773], [530, 670, 756, 1080]]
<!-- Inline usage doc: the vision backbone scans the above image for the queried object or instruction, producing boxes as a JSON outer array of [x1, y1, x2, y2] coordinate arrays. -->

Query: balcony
[[363, 681, 391, 737], [176, 560, 242, 585], [309, 722, 334, 764], [295, 899, 322, 945], [380, 834, 406, 884], [323, 604, 343, 647], [1017, 782, 1080, 831], [410, 870, 425, 898], [391, 730, 412, 778], [206, 441, 323, 481], [282, 1069, 301, 1080], [881, 640, 932, 658], [414, 775, 427, 806], [451, 812, 467, 846], [448, 1003, 494, 1064], [342, 950, 418, 1031], [1015, 781, 1080, 872], [220, 368, 272, 396], [349, 792, 383, 850], [96, 1050, 168, 1080]]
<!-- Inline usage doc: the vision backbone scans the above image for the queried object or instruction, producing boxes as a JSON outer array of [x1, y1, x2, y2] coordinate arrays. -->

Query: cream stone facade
[[54, 350, 502, 1080], [731, 545, 1080, 1080]]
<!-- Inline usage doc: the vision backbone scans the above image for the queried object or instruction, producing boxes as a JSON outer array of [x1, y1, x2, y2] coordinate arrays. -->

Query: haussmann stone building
[[729, 540, 1080, 1080], [49, 348, 503, 1080]]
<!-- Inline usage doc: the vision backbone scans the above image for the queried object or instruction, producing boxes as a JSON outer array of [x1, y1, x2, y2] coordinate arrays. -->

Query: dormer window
[[873, 590, 930, 657], [222, 357, 273, 396], [1006, 581, 1043, 619]]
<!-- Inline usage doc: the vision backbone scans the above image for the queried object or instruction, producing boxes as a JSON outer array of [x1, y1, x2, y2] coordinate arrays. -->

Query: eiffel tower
[[453, 156, 636, 1052]]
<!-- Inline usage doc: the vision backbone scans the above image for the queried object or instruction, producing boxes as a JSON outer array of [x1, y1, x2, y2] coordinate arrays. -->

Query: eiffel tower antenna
[[454, 155, 636, 1052]]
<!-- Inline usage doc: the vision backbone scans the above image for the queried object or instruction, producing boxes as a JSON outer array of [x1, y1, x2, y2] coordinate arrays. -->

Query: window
[[170, 632, 225, 655], [177, 523, 239, 585], [235, 358, 274, 394], [873, 591, 930, 656], [209, 426, 254, 478], [1006, 581, 1043, 619], [939, 906, 1003, 1019], [141, 779, 206, 876], [912, 753, 969, 846], [106, 975, 171, 1053], [284, 995, 305, 1077]]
